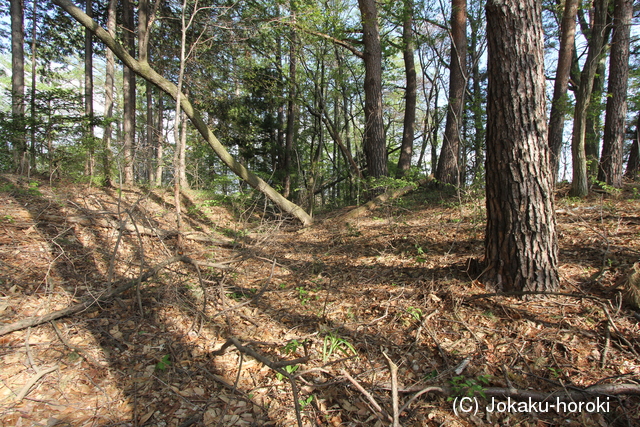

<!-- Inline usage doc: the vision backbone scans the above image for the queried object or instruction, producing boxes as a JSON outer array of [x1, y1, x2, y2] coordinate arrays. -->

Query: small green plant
[[298, 395, 314, 410], [548, 367, 562, 379], [414, 244, 427, 264], [447, 375, 490, 400], [276, 364, 299, 381], [282, 340, 301, 355], [2, 215, 14, 223], [406, 306, 423, 322], [155, 354, 171, 371], [226, 291, 246, 301], [296, 287, 310, 305], [322, 331, 357, 362]]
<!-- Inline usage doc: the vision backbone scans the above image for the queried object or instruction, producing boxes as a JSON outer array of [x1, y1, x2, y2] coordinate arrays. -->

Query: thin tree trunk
[[146, 81, 154, 184], [468, 1, 485, 185], [548, 0, 578, 183], [483, 0, 559, 292], [569, 0, 609, 197], [102, 0, 116, 187], [598, 0, 632, 188], [29, 0, 37, 175], [122, 0, 136, 185], [179, 107, 189, 189], [358, 0, 387, 179], [155, 95, 165, 187], [436, 0, 467, 186], [283, 20, 297, 198], [585, 57, 607, 176], [10, 0, 26, 174], [396, 0, 416, 178], [84, 0, 94, 179]]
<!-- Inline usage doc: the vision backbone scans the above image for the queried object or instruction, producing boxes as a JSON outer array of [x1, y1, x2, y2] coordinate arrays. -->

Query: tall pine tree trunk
[[358, 0, 387, 179], [436, 0, 467, 186], [283, 22, 297, 198], [29, 0, 37, 175], [84, 0, 95, 178], [122, 0, 136, 185], [548, 0, 578, 183], [396, 0, 416, 178], [483, 0, 559, 293], [598, 0, 632, 188], [10, 0, 26, 174], [570, 0, 609, 197], [102, 0, 116, 187]]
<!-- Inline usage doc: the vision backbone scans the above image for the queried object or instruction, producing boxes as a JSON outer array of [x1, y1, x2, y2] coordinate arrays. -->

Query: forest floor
[[0, 173, 639, 427]]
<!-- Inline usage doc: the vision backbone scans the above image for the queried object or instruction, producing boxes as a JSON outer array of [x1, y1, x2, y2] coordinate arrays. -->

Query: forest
[[1, 0, 640, 426]]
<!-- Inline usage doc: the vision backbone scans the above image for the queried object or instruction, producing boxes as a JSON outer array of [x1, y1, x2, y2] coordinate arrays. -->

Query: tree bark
[[569, 0, 609, 197], [122, 0, 136, 185], [29, 0, 37, 174], [51, 0, 313, 227], [10, 0, 26, 174], [468, 1, 485, 185], [396, 0, 417, 178], [483, 0, 559, 292], [101, 0, 116, 187], [598, 0, 632, 188], [436, 0, 467, 186], [548, 0, 578, 183], [625, 113, 640, 180], [358, 0, 387, 179], [283, 21, 297, 198], [84, 0, 95, 178], [154, 94, 165, 187]]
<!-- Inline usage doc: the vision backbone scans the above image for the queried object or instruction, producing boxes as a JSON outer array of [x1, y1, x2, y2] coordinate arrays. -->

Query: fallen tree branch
[[336, 178, 430, 222], [341, 369, 392, 423], [15, 364, 59, 402], [0, 255, 187, 336], [212, 337, 305, 427]]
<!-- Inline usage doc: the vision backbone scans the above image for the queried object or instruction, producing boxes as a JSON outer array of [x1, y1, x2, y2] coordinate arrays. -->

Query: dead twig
[[212, 336, 305, 427], [50, 321, 103, 368], [341, 369, 392, 423], [382, 352, 400, 427], [15, 364, 59, 402]]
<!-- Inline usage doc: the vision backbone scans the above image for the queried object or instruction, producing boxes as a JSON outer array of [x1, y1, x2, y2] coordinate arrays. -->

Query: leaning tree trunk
[[51, 0, 313, 227], [598, 0, 632, 188], [483, 0, 559, 293], [436, 0, 467, 186], [548, 0, 578, 183]]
